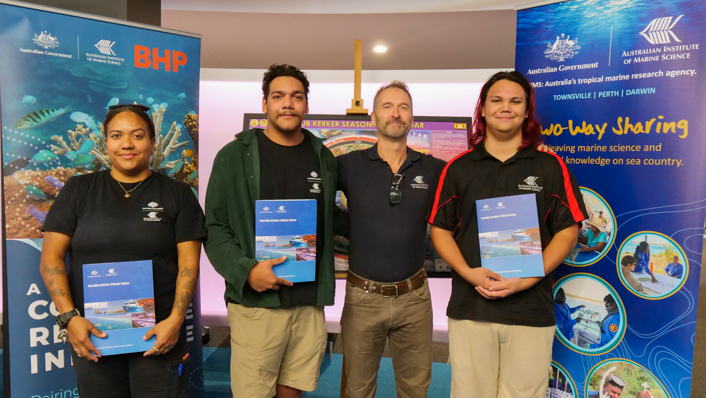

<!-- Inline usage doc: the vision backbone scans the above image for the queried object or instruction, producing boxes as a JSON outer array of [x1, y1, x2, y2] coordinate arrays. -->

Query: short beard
[[375, 115, 410, 139]]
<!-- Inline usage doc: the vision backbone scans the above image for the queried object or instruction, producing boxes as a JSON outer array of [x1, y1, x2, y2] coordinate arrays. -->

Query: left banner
[[0, 1, 202, 396]]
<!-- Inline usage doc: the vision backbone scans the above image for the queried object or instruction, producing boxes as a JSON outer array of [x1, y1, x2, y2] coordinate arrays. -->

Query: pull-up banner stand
[[0, 1, 203, 396], [516, 1, 705, 397]]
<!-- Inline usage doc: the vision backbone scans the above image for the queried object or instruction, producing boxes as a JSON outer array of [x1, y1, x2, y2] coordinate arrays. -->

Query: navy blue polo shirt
[[337, 144, 446, 282], [429, 142, 587, 327]]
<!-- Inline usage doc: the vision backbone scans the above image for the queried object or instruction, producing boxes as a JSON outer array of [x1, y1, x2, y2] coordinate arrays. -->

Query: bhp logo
[[134, 45, 187, 72]]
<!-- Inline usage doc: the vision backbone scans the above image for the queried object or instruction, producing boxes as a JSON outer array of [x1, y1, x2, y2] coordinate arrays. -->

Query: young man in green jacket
[[204, 64, 338, 398]]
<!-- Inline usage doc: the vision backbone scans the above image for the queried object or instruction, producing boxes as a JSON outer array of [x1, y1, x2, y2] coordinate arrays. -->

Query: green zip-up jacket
[[204, 128, 338, 307]]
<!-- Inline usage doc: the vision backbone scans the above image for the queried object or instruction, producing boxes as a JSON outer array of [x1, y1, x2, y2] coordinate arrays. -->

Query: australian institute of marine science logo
[[544, 33, 581, 62], [519, 176, 543, 192], [86, 39, 124, 66], [32, 31, 59, 49], [95, 39, 116, 56], [411, 175, 428, 189], [640, 15, 683, 45]]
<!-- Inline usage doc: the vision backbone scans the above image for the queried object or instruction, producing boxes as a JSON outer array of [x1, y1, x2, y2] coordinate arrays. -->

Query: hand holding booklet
[[255, 199, 317, 283], [476, 193, 545, 278], [82, 260, 156, 355]]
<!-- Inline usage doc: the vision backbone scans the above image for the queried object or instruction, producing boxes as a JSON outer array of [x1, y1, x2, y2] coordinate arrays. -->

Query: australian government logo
[[518, 176, 543, 192], [622, 14, 699, 66], [33, 31, 59, 49], [86, 39, 125, 66], [526, 33, 598, 82], [20, 31, 73, 59], [545, 33, 580, 62]]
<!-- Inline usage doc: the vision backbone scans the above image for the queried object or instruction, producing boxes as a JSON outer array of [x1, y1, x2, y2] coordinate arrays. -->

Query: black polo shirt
[[338, 144, 446, 282], [429, 142, 587, 327]]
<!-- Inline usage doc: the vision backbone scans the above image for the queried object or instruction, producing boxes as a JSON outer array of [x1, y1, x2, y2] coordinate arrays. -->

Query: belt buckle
[[380, 284, 398, 298]]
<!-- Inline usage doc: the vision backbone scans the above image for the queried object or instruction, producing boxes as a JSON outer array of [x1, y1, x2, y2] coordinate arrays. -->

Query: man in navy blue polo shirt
[[429, 71, 587, 398], [337, 81, 446, 398]]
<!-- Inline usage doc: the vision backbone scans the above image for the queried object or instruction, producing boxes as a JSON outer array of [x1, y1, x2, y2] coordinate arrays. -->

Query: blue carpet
[[0, 348, 450, 397], [203, 347, 451, 397]]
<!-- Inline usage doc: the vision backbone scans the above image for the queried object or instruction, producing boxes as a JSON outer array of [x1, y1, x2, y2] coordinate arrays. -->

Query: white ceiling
[[162, 0, 542, 14], [160, 0, 559, 70]]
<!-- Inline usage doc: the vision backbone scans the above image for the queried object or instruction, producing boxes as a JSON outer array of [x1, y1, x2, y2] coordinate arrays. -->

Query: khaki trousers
[[228, 303, 327, 398], [448, 318, 554, 398], [341, 279, 433, 398]]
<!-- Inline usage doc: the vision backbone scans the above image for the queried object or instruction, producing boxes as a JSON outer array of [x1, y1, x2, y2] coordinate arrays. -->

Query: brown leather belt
[[347, 269, 427, 298]]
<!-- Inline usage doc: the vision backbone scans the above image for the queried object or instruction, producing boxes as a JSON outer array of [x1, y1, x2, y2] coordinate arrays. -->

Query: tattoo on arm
[[179, 267, 195, 279], [42, 264, 67, 276], [174, 292, 190, 317], [47, 287, 67, 298], [41, 264, 69, 298], [174, 267, 198, 317]]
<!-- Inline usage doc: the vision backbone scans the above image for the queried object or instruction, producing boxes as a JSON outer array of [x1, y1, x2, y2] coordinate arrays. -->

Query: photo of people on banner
[[547, 362, 577, 398], [617, 232, 688, 299], [586, 360, 669, 398], [553, 274, 626, 354], [565, 188, 615, 266]]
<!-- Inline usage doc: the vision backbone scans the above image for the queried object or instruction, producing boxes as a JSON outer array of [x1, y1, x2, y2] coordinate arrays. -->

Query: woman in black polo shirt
[[40, 104, 205, 398]]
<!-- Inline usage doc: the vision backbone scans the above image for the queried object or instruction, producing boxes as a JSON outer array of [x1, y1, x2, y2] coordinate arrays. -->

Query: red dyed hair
[[469, 71, 542, 149]]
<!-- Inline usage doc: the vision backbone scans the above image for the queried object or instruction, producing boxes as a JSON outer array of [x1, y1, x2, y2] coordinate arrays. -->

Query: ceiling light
[[373, 45, 387, 53]]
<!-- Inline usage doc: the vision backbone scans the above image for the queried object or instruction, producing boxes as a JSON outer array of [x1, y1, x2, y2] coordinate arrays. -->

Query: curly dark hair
[[262, 64, 310, 100], [469, 71, 542, 149]]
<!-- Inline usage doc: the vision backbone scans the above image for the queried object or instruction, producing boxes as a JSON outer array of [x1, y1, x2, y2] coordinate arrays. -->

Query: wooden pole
[[346, 39, 368, 115]]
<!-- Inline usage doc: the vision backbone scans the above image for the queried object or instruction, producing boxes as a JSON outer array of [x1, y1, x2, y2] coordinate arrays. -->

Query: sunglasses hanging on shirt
[[390, 173, 403, 204]]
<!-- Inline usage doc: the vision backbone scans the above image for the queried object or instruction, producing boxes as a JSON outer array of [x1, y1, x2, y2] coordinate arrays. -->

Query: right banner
[[516, 1, 705, 397]]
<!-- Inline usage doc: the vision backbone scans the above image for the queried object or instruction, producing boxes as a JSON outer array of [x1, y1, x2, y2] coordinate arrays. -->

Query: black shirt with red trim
[[429, 142, 587, 327]]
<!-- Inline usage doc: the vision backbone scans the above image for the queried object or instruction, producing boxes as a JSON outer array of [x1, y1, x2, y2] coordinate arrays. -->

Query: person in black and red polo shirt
[[429, 71, 587, 398]]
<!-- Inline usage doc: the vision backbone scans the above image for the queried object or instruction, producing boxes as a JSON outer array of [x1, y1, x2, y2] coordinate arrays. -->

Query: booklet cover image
[[476, 193, 544, 278], [255, 199, 317, 283], [82, 260, 155, 355]]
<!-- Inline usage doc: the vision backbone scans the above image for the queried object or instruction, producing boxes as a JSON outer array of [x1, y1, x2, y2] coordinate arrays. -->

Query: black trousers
[[71, 338, 190, 398]]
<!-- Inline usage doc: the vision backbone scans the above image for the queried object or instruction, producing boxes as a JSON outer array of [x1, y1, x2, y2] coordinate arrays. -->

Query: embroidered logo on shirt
[[142, 201, 164, 211], [310, 183, 321, 194], [411, 175, 428, 189], [308, 170, 321, 183], [518, 176, 543, 192], [524, 177, 539, 186], [609, 324, 618, 333], [144, 211, 162, 222]]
